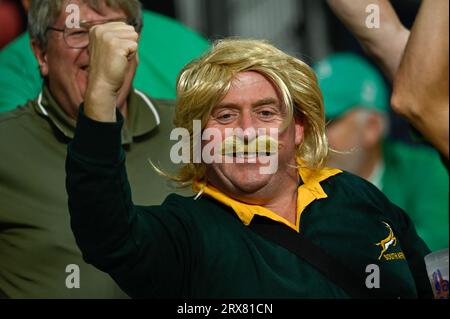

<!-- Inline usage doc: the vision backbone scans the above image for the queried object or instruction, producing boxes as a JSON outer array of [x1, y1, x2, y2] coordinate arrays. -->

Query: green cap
[[314, 52, 388, 120]]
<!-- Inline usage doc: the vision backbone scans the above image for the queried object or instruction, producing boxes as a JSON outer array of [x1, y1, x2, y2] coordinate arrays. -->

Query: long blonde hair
[[157, 38, 329, 186]]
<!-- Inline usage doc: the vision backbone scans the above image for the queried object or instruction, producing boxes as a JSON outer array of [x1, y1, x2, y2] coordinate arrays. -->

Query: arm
[[66, 110, 192, 298], [391, 0, 449, 159], [326, 0, 410, 80], [378, 191, 433, 299], [66, 22, 191, 297]]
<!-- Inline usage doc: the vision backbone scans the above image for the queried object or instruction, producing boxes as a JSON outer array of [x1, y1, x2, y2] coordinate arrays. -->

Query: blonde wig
[[157, 38, 329, 186]]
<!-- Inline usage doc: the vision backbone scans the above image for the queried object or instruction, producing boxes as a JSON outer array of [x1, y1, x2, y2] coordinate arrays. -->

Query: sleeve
[[352, 174, 434, 299], [389, 204, 434, 299], [65, 106, 194, 298]]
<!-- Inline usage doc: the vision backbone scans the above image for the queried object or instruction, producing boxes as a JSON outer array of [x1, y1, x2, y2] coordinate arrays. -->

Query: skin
[[326, 108, 383, 180], [327, 0, 409, 81], [328, 0, 449, 159], [31, 0, 138, 120], [203, 71, 304, 224], [391, 0, 449, 159]]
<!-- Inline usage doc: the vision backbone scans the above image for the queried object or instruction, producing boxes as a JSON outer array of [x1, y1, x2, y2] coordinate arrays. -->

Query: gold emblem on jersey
[[375, 222, 402, 260]]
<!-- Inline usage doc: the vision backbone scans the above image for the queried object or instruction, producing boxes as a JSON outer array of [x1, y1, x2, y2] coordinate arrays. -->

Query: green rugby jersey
[[66, 109, 433, 299]]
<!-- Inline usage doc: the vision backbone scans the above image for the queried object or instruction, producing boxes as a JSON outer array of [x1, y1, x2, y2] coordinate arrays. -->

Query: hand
[[84, 22, 139, 122]]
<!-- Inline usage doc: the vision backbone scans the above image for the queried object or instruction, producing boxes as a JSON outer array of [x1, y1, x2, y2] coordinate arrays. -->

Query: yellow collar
[[193, 165, 342, 233]]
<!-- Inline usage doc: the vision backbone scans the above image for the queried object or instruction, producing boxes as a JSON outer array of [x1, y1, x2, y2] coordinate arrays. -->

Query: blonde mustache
[[220, 135, 279, 156]]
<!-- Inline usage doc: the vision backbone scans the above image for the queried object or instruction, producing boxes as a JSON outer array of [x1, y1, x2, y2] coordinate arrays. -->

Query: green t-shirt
[[0, 10, 210, 112], [381, 141, 449, 251]]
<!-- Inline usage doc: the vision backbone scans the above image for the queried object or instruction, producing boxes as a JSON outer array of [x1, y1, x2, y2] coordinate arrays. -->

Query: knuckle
[[131, 31, 139, 40], [90, 25, 98, 37], [92, 26, 106, 41]]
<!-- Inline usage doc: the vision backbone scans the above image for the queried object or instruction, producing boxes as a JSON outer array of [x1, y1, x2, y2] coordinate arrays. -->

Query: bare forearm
[[391, 0, 449, 158], [327, 0, 409, 80]]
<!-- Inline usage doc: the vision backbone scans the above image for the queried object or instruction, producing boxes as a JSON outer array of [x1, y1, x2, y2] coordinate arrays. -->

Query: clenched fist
[[84, 22, 139, 122]]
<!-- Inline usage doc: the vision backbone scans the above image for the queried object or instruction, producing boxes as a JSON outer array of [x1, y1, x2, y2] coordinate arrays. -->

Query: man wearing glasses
[[0, 0, 184, 298]]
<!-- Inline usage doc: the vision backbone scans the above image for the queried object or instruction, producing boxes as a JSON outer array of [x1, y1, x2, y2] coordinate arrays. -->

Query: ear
[[362, 113, 384, 147], [30, 39, 49, 76], [294, 116, 305, 146]]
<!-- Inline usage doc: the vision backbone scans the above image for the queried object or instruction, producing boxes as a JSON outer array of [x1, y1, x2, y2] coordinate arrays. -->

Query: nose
[[238, 111, 257, 142]]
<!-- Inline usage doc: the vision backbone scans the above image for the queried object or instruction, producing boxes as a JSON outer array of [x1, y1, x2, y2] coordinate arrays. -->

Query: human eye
[[256, 108, 278, 121], [259, 110, 275, 117], [212, 109, 238, 124]]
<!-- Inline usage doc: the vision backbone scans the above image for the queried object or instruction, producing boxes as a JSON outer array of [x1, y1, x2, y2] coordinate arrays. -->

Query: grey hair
[[28, 0, 143, 48]]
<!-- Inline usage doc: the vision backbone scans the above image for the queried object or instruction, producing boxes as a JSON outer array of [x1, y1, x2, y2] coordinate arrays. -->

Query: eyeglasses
[[47, 17, 139, 49]]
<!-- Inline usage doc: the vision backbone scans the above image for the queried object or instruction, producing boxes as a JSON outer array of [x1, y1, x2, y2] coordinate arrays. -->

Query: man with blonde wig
[[66, 36, 432, 298]]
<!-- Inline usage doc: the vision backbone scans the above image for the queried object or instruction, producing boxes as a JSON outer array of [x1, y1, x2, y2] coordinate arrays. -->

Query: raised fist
[[88, 22, 138, 94], [84, 22, 138, 122]]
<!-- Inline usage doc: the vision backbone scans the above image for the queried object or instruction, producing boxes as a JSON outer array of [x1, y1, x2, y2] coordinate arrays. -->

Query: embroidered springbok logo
[[375, 222, 397, 260]]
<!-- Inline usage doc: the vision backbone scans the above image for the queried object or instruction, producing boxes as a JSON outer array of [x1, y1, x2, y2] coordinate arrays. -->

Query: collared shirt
[[0, 86, 183, 298], [193, 166, 342, 232], [368, 158, 385, 191], [35, 85, 160, 143]]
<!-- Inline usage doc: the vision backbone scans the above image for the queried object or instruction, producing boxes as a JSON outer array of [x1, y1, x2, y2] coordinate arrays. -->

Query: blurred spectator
[[0, 0, 205, 298], [315, 52, 449, 251], [327, 0, 449, 160], [0, 8, 209, 112]]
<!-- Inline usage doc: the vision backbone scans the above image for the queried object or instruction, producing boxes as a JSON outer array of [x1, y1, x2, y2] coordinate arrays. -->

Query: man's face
[[203, 71, 304, 204], [326, 109, 369, 173], [32, 0, 136, 119]]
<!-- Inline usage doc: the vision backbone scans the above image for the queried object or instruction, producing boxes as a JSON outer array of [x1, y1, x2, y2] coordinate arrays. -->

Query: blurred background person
[[327, 0, 449, 160], [0, 0, 203, 299], [0, 0, 209, 111], [315, 52, 449, 251]]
